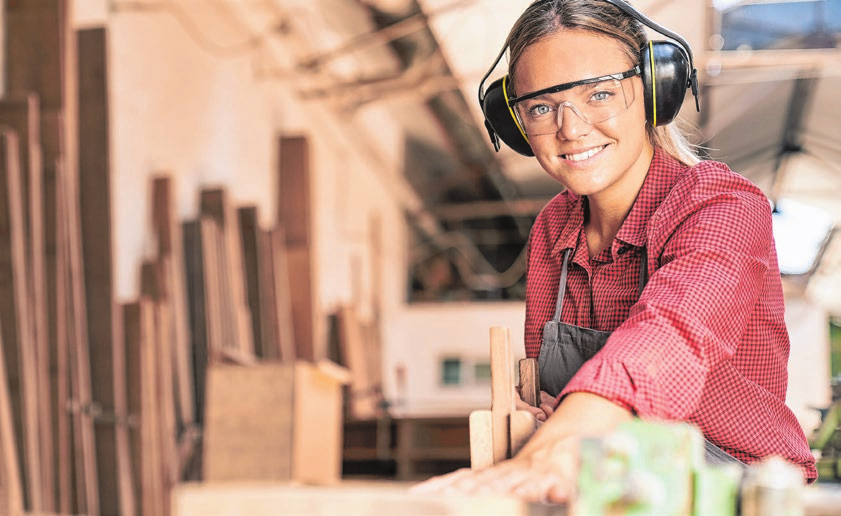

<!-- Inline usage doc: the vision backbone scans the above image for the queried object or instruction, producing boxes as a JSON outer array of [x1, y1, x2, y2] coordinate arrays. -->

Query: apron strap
[[553, 246, 648, 322], [552, 248, 572, 322], [638, 247, 648, 297]]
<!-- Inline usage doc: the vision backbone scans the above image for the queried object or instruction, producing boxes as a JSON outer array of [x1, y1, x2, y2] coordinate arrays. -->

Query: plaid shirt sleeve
[[529, 151, 817, 482]]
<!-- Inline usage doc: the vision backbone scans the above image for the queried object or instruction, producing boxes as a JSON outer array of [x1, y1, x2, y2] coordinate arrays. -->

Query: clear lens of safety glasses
[[511, 68, 638, 136]]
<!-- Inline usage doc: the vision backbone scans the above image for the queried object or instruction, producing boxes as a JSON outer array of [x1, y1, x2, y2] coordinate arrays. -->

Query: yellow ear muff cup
[[482, 76, 535, 157]]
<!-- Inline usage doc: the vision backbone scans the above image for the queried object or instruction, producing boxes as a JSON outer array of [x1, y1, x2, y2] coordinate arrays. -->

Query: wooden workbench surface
[[171, 481, 567, 516]]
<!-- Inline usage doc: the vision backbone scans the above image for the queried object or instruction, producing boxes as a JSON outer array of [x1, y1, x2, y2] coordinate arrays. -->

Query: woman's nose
[[556, 103, 592, 140]]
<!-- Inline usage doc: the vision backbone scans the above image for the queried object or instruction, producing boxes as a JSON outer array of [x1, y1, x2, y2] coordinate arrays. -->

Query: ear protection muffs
[[479, 0, 700, 157]]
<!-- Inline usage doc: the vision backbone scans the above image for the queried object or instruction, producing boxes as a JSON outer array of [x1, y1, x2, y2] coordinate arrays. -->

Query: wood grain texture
[[518, 358, 540, 408]]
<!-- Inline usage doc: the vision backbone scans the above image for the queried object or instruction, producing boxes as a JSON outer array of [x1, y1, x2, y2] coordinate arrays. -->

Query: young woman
[[413, 0, 816, 503]]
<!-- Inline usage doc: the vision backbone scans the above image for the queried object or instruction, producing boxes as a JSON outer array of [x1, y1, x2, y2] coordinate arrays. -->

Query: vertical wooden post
[[150, 176, 195, 433], [278, 136, 319, 361], [0, 323, 24, 515], [77, 26, 117, 516], [124, 300, 167, 516]]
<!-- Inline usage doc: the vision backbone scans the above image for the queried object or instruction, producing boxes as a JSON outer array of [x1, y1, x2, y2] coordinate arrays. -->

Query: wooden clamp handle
[[518, 358, 539, 408]]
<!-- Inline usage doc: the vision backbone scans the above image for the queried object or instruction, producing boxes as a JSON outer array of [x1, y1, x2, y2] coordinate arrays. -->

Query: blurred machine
[[810, 376, 841, 483]]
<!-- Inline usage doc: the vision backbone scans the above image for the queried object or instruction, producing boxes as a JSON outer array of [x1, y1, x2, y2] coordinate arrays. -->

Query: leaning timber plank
[[278, 136, 319, 361], [0, 99, 48, 408], [266, 227, 295, 362], [0, 279, 24, 516], [56, 157, 99, 516], [139, 261, 179, 499], [5, 0, 82, 508], [171, 482, 562, 516], [182, 218, 224, 426], [124, 300, 167, 516], [337, 305, 378, 420], [255, 227, 281, 360], [109, 305, 136, 516], [0, 98, 51, 506], [0, 128, 43, 511], [78, 25, 118, 516], [199, 187, 254, 355], [237, 206, 267, 358], [150, 176, 195, 432]]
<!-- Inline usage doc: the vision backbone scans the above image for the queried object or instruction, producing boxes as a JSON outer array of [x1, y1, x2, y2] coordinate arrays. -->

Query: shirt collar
[[614, 147, 683, 248]]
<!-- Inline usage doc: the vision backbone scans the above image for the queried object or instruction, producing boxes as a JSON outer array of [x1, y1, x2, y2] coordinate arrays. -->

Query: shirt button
[[617, 246, 629, 255]]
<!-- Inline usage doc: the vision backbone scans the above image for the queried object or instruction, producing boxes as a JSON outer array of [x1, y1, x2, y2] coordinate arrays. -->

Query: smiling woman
[[411, 0, 817, 504]]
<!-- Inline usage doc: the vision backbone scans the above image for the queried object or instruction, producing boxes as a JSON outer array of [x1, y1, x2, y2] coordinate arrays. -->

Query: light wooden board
[[202, 363, 295, 482], [171, 482, 563, 516]]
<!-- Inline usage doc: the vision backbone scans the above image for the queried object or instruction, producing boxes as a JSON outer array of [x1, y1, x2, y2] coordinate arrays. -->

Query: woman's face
[[512, 29, 653, 200]]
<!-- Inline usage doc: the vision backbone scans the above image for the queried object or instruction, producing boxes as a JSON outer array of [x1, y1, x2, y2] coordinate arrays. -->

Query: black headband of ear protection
[[478, 0, 700, 156]]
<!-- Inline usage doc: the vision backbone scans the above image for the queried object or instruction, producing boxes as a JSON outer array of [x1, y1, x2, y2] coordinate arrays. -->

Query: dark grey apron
[[536, 245, 746, 468], [537, 247, 647, 398]]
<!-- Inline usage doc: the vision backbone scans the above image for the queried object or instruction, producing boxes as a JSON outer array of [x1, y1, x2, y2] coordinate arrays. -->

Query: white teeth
[[565, 146, 603, 162]]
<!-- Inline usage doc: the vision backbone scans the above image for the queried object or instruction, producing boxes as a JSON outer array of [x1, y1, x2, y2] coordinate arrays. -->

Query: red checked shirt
[[524, 147, 817, 482]]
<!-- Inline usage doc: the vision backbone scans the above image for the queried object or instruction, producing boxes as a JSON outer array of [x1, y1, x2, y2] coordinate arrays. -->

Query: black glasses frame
[[508, 66, 641, 107]]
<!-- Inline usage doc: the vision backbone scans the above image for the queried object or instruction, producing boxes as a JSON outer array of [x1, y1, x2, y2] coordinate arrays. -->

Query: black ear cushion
[[482, 77, 535, 157], [639, 40, 691, 126]]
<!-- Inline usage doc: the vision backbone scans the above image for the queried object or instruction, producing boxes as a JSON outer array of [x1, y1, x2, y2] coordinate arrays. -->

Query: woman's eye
[[591, 90, 615, 103], [529, 104, 553, 117]]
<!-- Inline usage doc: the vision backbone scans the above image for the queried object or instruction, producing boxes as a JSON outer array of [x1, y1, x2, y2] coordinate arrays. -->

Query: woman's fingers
[[515, 395, 548, 421], [539, 391, 558, 418]]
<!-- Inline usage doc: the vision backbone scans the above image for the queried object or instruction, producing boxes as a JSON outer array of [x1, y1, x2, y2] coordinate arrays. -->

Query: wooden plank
[[124, 300, 167, 516], [292, 363, 345, 484], [0, 98, 50, 506], [518, 358, 539, 408], [468, 411, 493, 470], [171, 482, 555, 516], [77, 26, 119, 516], [150, 176, 195, 430], [109, 305, 136, 516], [139, 261, 179, 493], [0, 137, 25, 515], [199, 188, 254, 356], [57, 157, 98, 516], [5, 1, 81, 511], [490, 326, 514, 465], [266, 227, 295, 362], [0, 128, 43, 512], [237, 206, 268, 358], [337, 306, 378, 420], [278, 136, 318, 361], [182, 218, 225, 427]]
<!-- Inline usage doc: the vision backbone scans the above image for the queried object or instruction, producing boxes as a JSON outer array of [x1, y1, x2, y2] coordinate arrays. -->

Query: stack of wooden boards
[[0, 3, 383, 515]]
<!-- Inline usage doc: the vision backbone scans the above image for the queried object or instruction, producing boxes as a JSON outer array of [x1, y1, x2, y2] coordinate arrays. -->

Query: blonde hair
[[505, 0, 700, 166]]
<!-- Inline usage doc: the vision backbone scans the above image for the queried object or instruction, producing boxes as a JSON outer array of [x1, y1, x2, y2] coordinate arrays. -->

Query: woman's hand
[[409, 392, 633, 504], [515, 387, 559, 422], [410, 431, 580, 503]]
